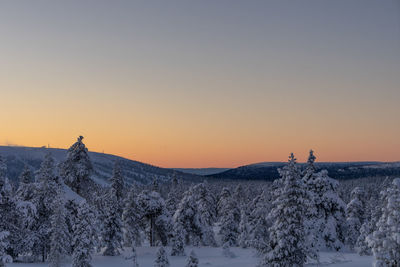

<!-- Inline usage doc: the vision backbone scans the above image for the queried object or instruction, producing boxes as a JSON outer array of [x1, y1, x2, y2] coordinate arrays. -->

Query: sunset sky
[[1, 0, 399, 168]]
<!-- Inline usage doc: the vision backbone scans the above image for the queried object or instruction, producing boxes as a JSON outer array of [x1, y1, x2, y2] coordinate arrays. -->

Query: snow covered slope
[[8, 246, 373, 267], [0, 146, 201, 185]]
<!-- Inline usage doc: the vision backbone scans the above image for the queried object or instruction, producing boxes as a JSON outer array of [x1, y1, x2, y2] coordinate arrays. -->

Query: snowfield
[[9, 247, 373, 267]]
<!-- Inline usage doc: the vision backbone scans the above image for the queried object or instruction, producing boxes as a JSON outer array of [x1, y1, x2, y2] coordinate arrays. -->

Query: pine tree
[[0, 231, 12, 267], [346, 187, 366, 249], [185, 250, 199, 267], [367, 178, 400, 266], [259, 153, 307, 267], [192, 182, 217, 246], [137, 190, 171, 246], [238, 208, 250, 248], [0, 156, 20, 260], [33, 153, 61, 262], [72, 201, 97, 267], [48, 190, 69, 267], [110, 160, 125, 202], [154, 247, 169, 267], [170, 222, 185, 256], [60, 136, 93, 196], [101, 188, 123, 256], [123, 186, 143, 247]]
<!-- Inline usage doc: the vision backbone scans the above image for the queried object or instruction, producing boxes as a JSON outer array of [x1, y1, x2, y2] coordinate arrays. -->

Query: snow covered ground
[[9, 247, 373, 267]]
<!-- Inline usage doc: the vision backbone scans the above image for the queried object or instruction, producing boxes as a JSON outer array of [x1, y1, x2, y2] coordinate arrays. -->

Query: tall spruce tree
[[259, 153, 308, 267], [48, 190, 69, 267], [367, 178, 400, 266], [346, 187, 366, 249], [60, 136, 93, 196], [72, 201, 97, 267], [101, 188, 123, 256]]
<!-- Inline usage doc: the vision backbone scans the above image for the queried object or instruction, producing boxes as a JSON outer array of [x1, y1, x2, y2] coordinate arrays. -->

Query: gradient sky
[[1, 0, 399, 168]]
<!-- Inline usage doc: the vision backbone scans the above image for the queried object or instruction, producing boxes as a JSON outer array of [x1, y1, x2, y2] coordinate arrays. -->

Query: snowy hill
[[173, 167, 231, 176], [0, 146, 201, 185], [208, 161, 400, 181]]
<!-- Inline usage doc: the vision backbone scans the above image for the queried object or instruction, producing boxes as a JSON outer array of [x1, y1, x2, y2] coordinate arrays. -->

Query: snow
[[8, 247, 373, 267]]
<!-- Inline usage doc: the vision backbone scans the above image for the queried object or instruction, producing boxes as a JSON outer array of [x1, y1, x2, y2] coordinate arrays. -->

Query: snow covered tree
[[154, 247, 169, 267], [170, 222, 185, 256], [185, 250, 199, 267], [260, 153, 308, 267], [72, 201, 97, 267], [33, 153, 62, 262], [247, 191, 271, 253], [315, 170, 346, 251], [0, 156, 20, 260], [219, 209, 240, 246], [302, 151, 346, 252], [367, 178, 400, 266], [101, 188, 123, 256], [48, 190, 69, 267], [110, 160, 125, 202], [60, 136, 93, 196], [345, 186, 366, 249], [137, 190, 171, 246], [123, 186, 143, 246], [192, 182, 217, 246], [356, 218, 373, 256], [0, 231, 12, 267], [238, 208, 250, 248]]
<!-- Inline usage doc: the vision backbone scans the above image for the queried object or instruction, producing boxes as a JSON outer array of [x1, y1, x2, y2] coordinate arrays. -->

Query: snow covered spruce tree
[[173, 183, 217, 246], [192, 182, 217, 246], [259, 153, 308, 267], [218, 187, 240, 246], [0, 156, 21, 260], [60, 136, 93, 196], [186, 250, 199, 267], [72, 201, 97, 267], [0, 231, 12, 267], [154, 247, 169, 267], [165, 174, 182, 214], [48, 189, 70, 267], [123, 186, 143, 247], [170, 222, 185, 256], [302, 150, 346, 252], [136, 190, 171, 246], [345, 186, 366, 250], [367, 178, 400, 266], [247, 190, 271, 253], [238, 208, 250, 248], [110, 160, 125, 202], [33, 152, 62, 262], [101, 188, 123, 256]]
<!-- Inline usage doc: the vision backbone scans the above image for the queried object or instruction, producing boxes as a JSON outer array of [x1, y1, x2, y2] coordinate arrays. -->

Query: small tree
[[154, 247, 169, 267], [72, 201, 97, 267], [367, 178, 400, 266], [48, 191, 70, 267], [110, 160, 125, 202], [102, 188, 123, 256], [185, 250, 199, 267], [170, 222, 185, 256]]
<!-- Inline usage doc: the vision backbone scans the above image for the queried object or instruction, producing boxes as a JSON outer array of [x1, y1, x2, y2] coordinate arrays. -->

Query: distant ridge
[[0, 146, 202, 185], [207, 161, 400, 181]]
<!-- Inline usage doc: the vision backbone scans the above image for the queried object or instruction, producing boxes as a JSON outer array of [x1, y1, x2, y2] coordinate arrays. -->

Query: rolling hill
[[0, 146, 201, 185]]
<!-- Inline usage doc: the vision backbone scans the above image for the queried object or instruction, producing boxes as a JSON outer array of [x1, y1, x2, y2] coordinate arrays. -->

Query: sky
[[0, 0, 399, 168]]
